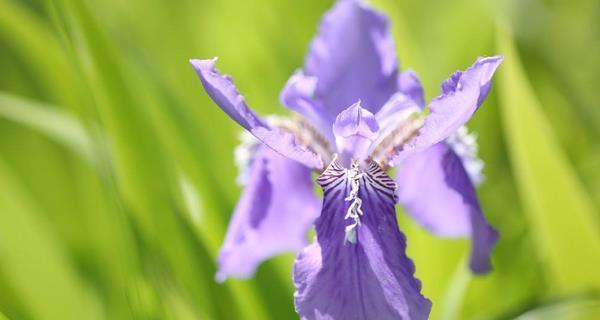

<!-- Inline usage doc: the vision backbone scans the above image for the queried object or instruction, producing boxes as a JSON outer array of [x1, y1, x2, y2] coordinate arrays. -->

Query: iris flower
[[191, 0, 501, 318]]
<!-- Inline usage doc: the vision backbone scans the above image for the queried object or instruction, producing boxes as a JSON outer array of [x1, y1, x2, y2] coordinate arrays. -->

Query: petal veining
[[293, 159, 431, 319]]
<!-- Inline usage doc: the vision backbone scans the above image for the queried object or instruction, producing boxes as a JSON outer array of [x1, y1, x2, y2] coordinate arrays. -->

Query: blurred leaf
[[164, 290, 199, 320], [0, 157, 104, 320], [47, 0, 219, 317], [46, 0, 274, 317], [438, 258, 471, 320], [514, 298, 600, 320], [496, 25, 600, 294], [0, 0, 81, 110], [0, 92, 94, 162], [0, 92, 137, 318]]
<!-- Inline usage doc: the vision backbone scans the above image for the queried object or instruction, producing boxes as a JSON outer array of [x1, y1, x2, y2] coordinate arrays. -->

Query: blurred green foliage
[[0, 0, 599, 319]]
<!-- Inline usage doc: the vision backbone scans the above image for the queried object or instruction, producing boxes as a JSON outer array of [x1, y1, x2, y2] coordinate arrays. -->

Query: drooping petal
[[216, 146, 321, 281], [395, 143, 498, 273], [301, 0, 399, 117], [294, 160, 431, 319], [190, 58, 323, 169], [332, 102, 379, 164], [389, 56, 503, 165]]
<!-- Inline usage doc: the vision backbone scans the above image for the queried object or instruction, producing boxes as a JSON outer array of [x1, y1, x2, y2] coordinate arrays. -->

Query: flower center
[[344, 159, 364, 244]]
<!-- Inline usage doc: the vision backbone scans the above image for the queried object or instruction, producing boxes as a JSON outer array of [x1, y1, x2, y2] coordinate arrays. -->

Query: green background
[[1, 0, 600, 319]]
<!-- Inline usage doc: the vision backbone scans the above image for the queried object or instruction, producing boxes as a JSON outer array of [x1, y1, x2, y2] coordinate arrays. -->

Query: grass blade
[[514, 298, 600, 320], [496, 24, 600, 294], [0, 92, 94, 162], [0, 157, 104, 320]]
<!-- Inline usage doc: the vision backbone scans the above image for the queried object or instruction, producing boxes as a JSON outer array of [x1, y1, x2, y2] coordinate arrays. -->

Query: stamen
[[268, 115, 334, 166], [370, 112, 424, 168], [344, 160, 364, 244]]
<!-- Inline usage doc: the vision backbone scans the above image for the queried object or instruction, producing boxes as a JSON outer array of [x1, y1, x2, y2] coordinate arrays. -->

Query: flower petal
[[332, 101, 379, 163], [373, 71, 423, 143], [302, 0, 399, 117], [190, 58, 323, 169], [216, 146, 321, 281], [373, 93, 421, 146], [389, 56, 503, 165], [398, 70, 425, 108], [294, 160, 431, 319], [395, 143, 499, 273], [280, 71, 335, 143]]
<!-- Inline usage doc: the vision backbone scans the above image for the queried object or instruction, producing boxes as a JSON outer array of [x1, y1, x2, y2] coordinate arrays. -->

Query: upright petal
[[395, 143, 498, 273], [373, 71, 423, 142], [280, 71, 335, 144], [294, 160, 431, 319], [302, 0, 399, 116], [190, 58, 323, 169], [389, 56, 503, 165], [375, 92, 420, 122], [398, 70, 425, 108], [372, 93, 421, 151], [216, 146, 321, 281], [332, 102, 379, 164]]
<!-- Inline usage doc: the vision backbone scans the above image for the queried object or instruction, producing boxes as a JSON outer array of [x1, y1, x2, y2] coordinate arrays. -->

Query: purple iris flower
[[191, 0, 501, 318]]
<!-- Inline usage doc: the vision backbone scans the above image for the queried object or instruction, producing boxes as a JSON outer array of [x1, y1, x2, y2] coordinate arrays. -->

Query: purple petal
[[441, 68, 493, 108], [373, 93, 421, 144], [389, 56, 503, 165], [395, 143, 498, 273], [302, 0, 398, 117], [216, 146, 321, 281], [280, 71, 335, 143], [294, 160, 431, 319], [332, 102, 380, 163], [398, 70, 425, 108], [368, 93, 421, 161], [375, 92, 420, 121], [190, 58, 323, 169], [441, 71, 463, 95], [375, 71, 423, 132]]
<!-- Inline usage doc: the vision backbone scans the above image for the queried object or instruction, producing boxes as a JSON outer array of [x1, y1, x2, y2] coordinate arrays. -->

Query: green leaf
[[0, 157, 104, 320], [514, 299, 600, 320], [496, 25, 600, 294], [438, 257, 472, 320], [0, 0, 81, 111], [0, 92, 94, 162]]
